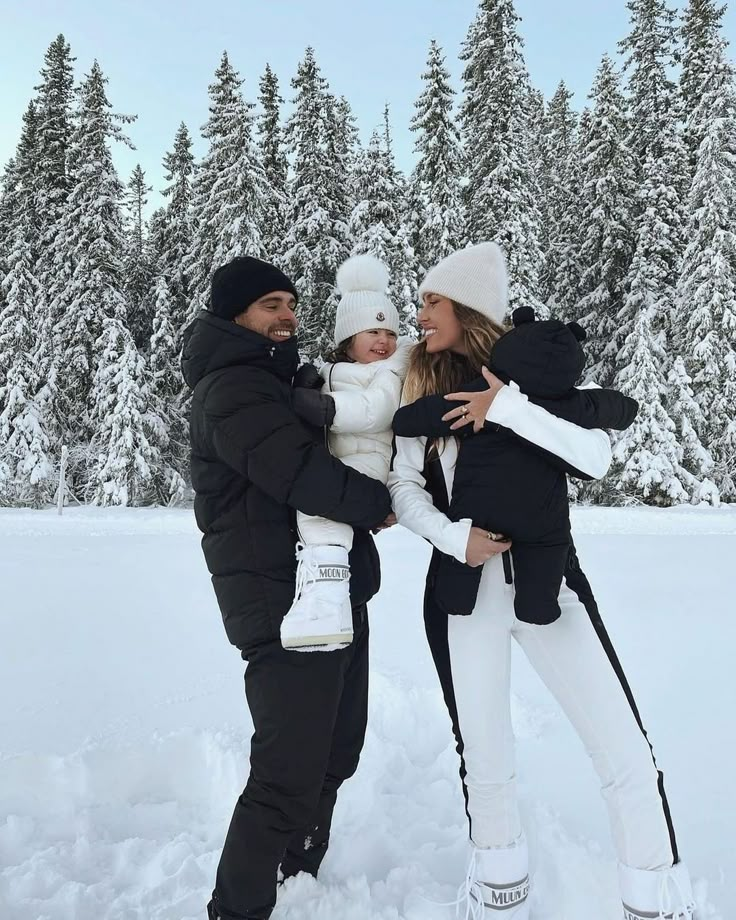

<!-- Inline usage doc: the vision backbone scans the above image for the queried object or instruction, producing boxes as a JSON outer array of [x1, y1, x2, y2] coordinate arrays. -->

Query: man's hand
[[292, 388, 336, 428], [372, 512, 397, 534], [465, 525, 511, 567], [293, 363, 323, 390], [443, 368, 505, 433]]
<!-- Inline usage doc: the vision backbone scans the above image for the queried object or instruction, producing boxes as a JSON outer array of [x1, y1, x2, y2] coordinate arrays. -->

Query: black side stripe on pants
[[424, 554, 473, 838], [421, 447, 475, 837], [564, 546, 680, 866]]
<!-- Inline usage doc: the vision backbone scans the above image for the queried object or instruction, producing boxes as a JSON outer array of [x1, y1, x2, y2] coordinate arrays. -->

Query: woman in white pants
[[388, 243, 695, 920]]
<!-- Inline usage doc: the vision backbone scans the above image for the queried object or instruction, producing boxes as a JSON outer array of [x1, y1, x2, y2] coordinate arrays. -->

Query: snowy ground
[[1, 505, 734, 920]]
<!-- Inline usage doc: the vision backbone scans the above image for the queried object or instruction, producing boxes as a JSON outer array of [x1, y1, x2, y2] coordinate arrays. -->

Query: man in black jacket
[[181, 257, 392, 920]]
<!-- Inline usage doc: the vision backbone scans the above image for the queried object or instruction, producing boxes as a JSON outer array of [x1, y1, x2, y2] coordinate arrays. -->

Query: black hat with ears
[[489, 306, 587, 398]]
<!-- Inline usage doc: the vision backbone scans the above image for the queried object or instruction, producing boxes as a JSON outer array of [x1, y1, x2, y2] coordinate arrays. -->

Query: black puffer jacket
[[182, 311, 391, 653]]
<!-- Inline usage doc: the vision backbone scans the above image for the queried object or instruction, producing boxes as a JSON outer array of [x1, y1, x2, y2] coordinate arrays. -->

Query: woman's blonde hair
[[402, 302, 508, 404]]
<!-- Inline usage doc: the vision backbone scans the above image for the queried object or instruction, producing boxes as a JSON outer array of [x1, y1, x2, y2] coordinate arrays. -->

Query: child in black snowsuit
[[392, 307, 638, 625]]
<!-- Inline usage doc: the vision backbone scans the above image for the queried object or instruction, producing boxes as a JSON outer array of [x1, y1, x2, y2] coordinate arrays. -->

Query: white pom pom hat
[[333, 254, 400, 345], [418, 241, 508, 326]]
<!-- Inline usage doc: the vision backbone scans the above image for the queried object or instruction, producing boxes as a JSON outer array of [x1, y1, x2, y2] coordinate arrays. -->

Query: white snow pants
[[444, 552, 678, 871]]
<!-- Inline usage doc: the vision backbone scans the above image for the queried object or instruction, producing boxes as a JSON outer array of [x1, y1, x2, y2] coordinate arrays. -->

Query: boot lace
[[658, 865, 695, 919], [419, 847, 483, 920], [293, 543, 320, 618]]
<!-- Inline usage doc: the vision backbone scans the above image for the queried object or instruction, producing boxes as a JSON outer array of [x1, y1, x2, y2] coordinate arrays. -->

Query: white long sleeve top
[[387, 381, 612, 563]]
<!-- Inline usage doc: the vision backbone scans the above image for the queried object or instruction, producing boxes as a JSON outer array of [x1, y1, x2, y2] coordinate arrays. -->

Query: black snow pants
[[211, 604, 369, 920]]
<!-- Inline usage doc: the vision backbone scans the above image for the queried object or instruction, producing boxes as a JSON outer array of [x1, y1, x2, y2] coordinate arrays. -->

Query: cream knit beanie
[[418, 242, 508, 325], [334, 254, 400, 345]]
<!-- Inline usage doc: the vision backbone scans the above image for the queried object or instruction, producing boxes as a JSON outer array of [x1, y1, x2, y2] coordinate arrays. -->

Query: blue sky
[[2, 0, 735, 210]]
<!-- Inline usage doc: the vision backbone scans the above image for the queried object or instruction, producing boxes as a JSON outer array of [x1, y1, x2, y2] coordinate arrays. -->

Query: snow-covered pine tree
[[186, 53, 268, 319], [618, 0, 689, 311], [575, 56, 637, 387], [459, 0, 546, 315], [0, 228, 54, 506], [30, 34, 77, 423], [667, 355, 719, 502], [152, 122, 195, 339], [124, 165, 155, 350], [34, 35, 75, 253], [538, 82, 580, 312], [349, 128, 419, 336], [334, 95, 361, 205], [9, 102, 42, 259], [675, 39, 736, 499], [86, 316, 159, 506], [282, 48, 350, 356], [607, 298, 691, 506], [147, 275, 186, 503], [382, 107, 419, 334], [526, 85, 548, 247], [681, 0, 729, 169], [0, 160, 16, 308], [606, 150, 711, 505], [410, 39, 465, 275], [257, 64, 289, 263], [619, 0, 682, 170], [50, 61, 134, 455]]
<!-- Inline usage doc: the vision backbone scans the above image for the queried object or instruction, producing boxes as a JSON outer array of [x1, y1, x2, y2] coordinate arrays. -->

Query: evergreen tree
[[87, 317, 158, 506], [608, 151, 705, 504], [349, 130, 419, 336], [257, 64, 289, 262], [10, 102, 42, 255], [675, 46, 736, 499], [282, 48, 350, 355], [186, 53, 268, 318], [49, 61, 133, 448], [608, 300, 691, 505], [619, 0, 682, 170], [667, 356, 720, 502], [124, 165, 155, 349], [153, 122, 195, 337], [539, 82, 579, 311], [460, 0, 545, 314], [147, 276, 187, 503], [0, 230, 54, 506], [0, 159, 17, 301], [34, 35, 76, 244], [576, 56, 637, 386], [410, 39, 465, 274], [334, 95, 361, 202], [619, 0, 689, 302], [681, 0, 729, 167]]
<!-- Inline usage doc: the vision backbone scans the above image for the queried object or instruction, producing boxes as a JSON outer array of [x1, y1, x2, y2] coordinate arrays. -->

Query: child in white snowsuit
[[281, 254, 412, 651]]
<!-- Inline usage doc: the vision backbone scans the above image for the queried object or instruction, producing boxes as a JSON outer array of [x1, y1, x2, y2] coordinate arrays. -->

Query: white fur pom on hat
[[333, 254, 400, 345], [418, 242, 508, 325]]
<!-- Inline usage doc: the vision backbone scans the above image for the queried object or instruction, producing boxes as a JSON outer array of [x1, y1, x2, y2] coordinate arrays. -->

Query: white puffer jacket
[[320, 338, 414, 484]]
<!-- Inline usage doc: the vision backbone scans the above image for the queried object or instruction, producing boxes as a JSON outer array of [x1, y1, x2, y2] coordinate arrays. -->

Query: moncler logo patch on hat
[[376, 312, 385, 322]]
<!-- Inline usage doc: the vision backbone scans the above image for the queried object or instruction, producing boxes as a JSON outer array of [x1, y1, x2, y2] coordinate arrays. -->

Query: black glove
[[293, 363, 324, 390], [292, 388, 336, 428]]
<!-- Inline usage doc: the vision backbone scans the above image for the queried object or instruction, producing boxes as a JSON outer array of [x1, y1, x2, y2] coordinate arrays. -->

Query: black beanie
[[209, 256, 299, 321]]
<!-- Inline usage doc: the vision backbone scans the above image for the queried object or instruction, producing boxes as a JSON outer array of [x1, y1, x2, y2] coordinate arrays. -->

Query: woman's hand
[[372, 512, 397, 534], [465, 526, 512, 567], [443, 368, 505, 433]]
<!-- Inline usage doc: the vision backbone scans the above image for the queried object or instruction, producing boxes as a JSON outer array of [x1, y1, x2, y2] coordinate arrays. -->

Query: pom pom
[[512, 306, 536, 326], [567, 321, 587, 342], [337, 254, 389, 295]]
